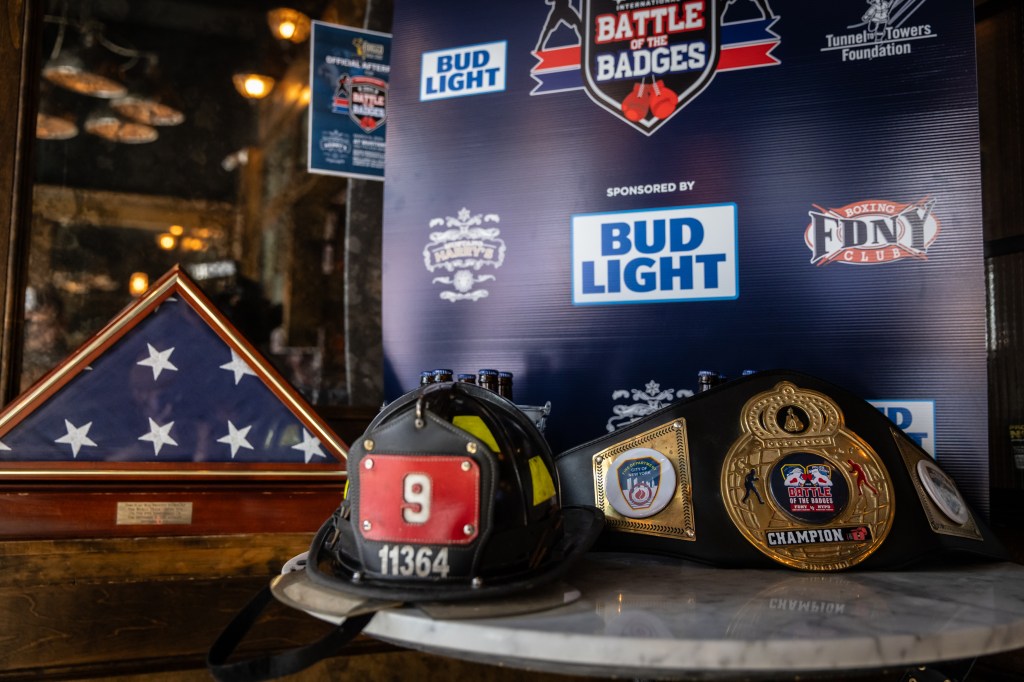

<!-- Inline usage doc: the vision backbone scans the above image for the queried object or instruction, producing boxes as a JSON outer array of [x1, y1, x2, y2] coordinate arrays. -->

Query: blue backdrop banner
[[381, 1, 987, 510]]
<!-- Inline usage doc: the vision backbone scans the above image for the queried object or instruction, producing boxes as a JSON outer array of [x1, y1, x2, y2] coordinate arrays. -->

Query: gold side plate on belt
[[721, 382, 895, 571], [894, 427, 982, 540], [593, 419, 695, 541]]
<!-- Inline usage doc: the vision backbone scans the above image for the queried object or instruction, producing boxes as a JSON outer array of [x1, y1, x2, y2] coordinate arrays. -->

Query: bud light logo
[[869, 399, 936, 456], [421, 41, 506, 101], [805, 198, 941, 265], [572, 203, 738, 305]]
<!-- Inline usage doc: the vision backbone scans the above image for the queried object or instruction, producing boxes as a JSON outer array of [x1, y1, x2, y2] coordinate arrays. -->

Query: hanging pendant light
[[84, 105, 159, 144], [267, 8, 311, 43], [111, 59, 185, 126], [232, 72, 276, 100], [42, 28, 127, 99], [36, 112, 79, 140], [111, 94, 184, 126]]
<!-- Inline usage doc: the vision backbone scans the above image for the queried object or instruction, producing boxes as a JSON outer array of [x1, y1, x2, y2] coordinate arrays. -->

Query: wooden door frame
[[0, 0, 39, 406]]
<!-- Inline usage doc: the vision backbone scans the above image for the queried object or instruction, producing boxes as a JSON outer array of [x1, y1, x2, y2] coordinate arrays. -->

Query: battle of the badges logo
[[769, 453, 850, 524], [530, 0, 781, 132], [347, 76, 388, 132], [581, 0, 721, 135]]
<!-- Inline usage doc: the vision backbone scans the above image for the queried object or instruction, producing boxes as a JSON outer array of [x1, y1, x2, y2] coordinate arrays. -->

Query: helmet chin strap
[[206, 584, 374, 682]]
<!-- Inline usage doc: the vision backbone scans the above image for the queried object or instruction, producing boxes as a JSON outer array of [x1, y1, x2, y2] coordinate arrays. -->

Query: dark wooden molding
[[0, 0, 38, 407]]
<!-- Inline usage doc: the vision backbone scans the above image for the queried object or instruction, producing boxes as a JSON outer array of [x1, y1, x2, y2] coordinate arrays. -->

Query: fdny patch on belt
[[609, 447, 676, 519], [593, 420, 695, 540]]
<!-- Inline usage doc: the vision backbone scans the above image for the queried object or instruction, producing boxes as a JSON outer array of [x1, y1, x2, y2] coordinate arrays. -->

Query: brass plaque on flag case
[[116, 501, 193, 525]]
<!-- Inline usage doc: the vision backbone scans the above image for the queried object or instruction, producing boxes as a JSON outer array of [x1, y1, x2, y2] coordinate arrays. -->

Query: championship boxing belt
[[555, 370, 1007, 571]]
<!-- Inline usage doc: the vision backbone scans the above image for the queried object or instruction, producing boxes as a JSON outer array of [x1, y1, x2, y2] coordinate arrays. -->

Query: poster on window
[[380, 1, 990, 511], [308, 21, 392, 179]]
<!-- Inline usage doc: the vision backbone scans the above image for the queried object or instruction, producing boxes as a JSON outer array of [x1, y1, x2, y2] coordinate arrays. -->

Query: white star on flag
[[55, 419, 97, 458], [137, 343, 178, 380], [220, 350, 257, 385], [138, 418, 178, 456], [292, 429, 326, 463], [217, 420, 254, 459], [0, 439, 9, 451]]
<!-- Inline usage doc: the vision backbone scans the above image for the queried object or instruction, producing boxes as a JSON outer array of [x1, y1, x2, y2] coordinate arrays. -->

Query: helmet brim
[[305, 504, 604, 603]]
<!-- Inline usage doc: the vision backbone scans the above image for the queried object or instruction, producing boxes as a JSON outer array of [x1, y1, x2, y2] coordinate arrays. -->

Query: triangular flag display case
[[0, 266, 348, 538]]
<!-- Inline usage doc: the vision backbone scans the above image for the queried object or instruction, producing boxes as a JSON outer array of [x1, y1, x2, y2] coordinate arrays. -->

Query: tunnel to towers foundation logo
[[531, 0, 781, 135]]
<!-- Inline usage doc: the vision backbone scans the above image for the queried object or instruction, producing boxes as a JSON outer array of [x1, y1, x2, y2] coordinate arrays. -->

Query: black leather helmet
[[208, 381, 603, 682], [307, 380, 604, 601]]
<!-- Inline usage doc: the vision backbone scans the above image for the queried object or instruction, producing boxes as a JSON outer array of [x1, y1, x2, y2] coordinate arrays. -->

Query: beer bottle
[[497, 371, 514, 401], [432, 368, 454, 383], [478, 369, 498, 392], [457, 373, 476, 384], [419, 371, 433, 386], [697, 370, 718, 393]]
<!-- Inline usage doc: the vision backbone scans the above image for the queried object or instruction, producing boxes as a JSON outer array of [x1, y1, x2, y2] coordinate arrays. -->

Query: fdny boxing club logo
[[333, 74, 388, 132], [532, 0, 780, 135], [805, 197, 941, 265], [423, 207, 506, 302]]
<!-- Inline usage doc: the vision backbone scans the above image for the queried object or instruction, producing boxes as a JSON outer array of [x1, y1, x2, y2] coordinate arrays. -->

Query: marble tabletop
[[305, 552, 1024, 679]]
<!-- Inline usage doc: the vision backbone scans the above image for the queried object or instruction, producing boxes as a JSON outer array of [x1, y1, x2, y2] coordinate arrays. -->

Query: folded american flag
[[0, 267, 346, 467]]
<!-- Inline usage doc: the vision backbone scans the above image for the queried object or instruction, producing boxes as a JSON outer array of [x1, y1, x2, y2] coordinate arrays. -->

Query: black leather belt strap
[[555, 369, 1007, 571]]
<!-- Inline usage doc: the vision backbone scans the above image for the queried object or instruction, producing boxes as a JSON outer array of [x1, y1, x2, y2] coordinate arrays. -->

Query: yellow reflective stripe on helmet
[[529, 456, 556, 505], [452, 415, 500, 453]]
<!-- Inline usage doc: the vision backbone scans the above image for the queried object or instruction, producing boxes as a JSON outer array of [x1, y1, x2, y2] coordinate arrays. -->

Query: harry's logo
[[423, 207, 506, 302]]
